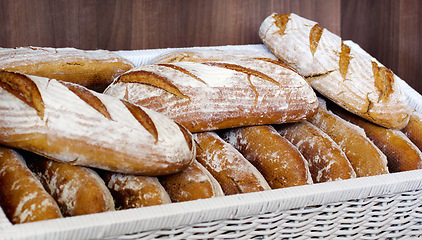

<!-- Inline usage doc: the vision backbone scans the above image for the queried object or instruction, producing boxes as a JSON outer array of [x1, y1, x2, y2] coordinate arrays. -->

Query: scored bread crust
[[194, 131, 271, 195], [0, 71, 195, 176], [0, 147, 62, 224], [308, 98, 389, 177], [220, 125, 313, 188], [275, 121, 356, 183], [259, 13, 410, 129], [104, 58, 318, 133], [24, 154, 115, 217], [0, 46, 134, 92]]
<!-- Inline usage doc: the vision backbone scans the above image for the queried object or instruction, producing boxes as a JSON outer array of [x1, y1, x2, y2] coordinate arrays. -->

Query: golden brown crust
[[101, 172, 171, 210], [330, 104, 422, 173], [275, 122, 356, 183], [0, 147, 62, 224], [194, 132, 271, 195], [402, 110, 422, 150], [159, 160, 224, 202], [0, 46, 134, 92], [220, 125, 313, 188], [308, 98, 389, 177], [25, 154, 115, 217]]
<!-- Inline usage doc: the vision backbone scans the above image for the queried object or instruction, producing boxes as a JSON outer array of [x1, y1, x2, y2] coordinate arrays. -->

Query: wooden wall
[[0, 0, 421, 93]]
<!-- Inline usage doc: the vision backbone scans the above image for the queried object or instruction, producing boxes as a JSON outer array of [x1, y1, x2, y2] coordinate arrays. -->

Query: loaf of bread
[[104, 58, 318, 132], [259, 13, 410, 129], [329, 104, 422, 173], [194, 131, 271, 195], [0, 70, 195, 176], [308, 98, 389, 177], [24, 154, 115, 217], [0, 46, 134, 92], [0, 147, 62, 224], [159, 160, 224, 202], [150, 48, 278, 64], [101, 172, 171, 210], [275, 121, 356, 183], [220, 125, 313, 188], [402, 110, 422, 151]]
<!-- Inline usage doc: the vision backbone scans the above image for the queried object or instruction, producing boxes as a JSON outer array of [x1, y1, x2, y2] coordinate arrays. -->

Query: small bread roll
[[150, 48, 278, 64], [0, 147, 62, 224], [220, 125, 313, 188], [25, 154, 115, 217], [308, 98, 389, 177], [194, 132, 271, 195], [402, 110, 422, 150], [275, 121, 356, 183], [330, 104, 422, 173], [159, 160, 224, 202], [101, 172, 171, 210], [0, 46, 134, 92]]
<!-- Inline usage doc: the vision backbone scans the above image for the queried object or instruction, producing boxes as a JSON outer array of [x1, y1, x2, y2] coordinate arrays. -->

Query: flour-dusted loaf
[[0, 147, 62, 224], [104, 58, 318, 133], [24, 154, 115, 217], [159, 160, 225, 202], [308, 98, 389, 177], [275, 121, 356, 183], [259, 13, 410, 129], [330, 104, 422, 173], [220, 125, 313, 188], [0, 71, 195, 176], [0, 47, 134, 92], [101, 172, 171, 210], [150, 48, 278, 64], [402, 110, 422, 151], [194, 132, 271, 195]]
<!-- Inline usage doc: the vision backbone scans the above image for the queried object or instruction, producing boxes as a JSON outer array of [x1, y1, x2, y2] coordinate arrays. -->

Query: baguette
[[259, 13, 410, 129], [194, 132, 271, 195], [24, 154, 115, 217], [330, 104, 422, 173], [0, 70, 195, 176], [402, 110, 422, 151], [0, 46, 134, 92], [104, 58, 318, 132], [220, 125, 313, 188], [275, 121, 356, 183], [101, 172, 171, 210], [308, 98, 389, 177], [150, 48, 278, 64], [0, 147, 62, 224], [159, 160, 224, 202]]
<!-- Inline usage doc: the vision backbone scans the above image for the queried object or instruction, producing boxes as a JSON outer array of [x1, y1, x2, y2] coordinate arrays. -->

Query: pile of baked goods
[[1, 13, 421, 225]]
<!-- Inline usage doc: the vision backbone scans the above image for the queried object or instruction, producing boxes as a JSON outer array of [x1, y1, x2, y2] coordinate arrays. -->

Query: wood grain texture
[[0, 0, 420, 93]]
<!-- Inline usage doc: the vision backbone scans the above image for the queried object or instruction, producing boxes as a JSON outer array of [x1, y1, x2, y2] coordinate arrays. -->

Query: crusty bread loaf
[[275, 121, 356, 183], [194, 132, 271, 195], [0, 46, 134, 92], [159, 160, 224, 202], [24, 154, 115, 217], [104, 58, 318, 133], [0, 147, 62, 224], [101, 172, 171, 210], [259, 13, 410, 129], [220, 125, 313, 188], [329, 104, 422, 173], [0, 70, 195, 176], [150, 48, 278, 64], [402, 110, 422, 151], [308, 98, 389, 177]]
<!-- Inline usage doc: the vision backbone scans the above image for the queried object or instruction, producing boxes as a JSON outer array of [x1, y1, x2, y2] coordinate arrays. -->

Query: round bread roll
[[194, 131, 271, 195], [308, 98, 389, 177], [402, 110, 422, 151], [275, 121, 356, 183], [220, 125, 313, 188], [0, 147, 62, 224]]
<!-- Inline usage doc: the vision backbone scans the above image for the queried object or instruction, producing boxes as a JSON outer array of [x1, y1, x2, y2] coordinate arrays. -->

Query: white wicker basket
[[1, 44, 422, 240]]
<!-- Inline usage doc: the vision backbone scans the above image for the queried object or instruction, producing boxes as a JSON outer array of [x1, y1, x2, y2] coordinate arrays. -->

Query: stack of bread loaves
[[1, 13, 421, 226]]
